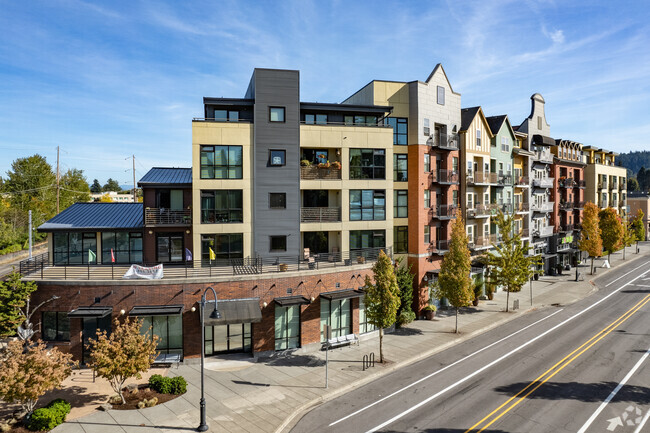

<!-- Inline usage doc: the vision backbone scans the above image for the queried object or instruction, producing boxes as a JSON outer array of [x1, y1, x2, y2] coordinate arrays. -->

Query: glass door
[[205, 323, 252, 355], [82, 316, 111, 365]]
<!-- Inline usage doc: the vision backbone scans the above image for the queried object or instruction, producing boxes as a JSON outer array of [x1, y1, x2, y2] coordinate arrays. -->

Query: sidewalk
[[53, 245, 650, 433]]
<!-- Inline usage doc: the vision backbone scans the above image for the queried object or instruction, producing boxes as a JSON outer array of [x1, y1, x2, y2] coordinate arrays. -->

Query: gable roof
[[424, 64, 460, 95], [485, 115, 506, 135], [38, 203, 143, 232], [460, 106, 495, 138], [138, 168, 192, 186]]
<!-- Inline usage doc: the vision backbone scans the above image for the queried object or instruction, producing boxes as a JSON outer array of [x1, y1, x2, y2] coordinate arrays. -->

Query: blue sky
[[1, 0, 648, 187]]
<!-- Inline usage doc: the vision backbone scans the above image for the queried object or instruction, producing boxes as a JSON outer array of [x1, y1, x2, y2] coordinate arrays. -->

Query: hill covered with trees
[[616, 150, 650, 176]]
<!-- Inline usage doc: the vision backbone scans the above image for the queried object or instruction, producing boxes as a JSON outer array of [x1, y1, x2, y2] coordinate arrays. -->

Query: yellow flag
[[209, 247, 216, 260]]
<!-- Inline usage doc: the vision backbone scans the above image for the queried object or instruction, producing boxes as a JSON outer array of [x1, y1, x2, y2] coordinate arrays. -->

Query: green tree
[[433, 209, 473, 333], [486, 211, 542, 312], [60, 168, 90, 207], [87, 317, 159, 404], [622, 215, 636, 260], [631, 209, 646, 248], [363, 250, 400, 363], [0, 272, 37, 338], [90, 178, 102, 193], [638, 167, 649, 191], [394, 257, 415, 326], [579, 202, 603, 275], [599, 207, 624, 263], [103, 178, 121, 192], [627, 177, 640, 192]]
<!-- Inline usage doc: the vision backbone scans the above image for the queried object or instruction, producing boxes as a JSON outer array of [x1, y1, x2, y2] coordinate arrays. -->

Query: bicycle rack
[[363, 352, 376, 371]]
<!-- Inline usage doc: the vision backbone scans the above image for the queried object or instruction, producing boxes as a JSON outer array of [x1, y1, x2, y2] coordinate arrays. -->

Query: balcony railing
[[560, 224, 574, 232], [559, 201, 573, 210], [430, 133, 460, 150], [533, 226, 554, 237], [557, 242, 571, 252], [431, 204, 458, 219], [468, 172, 497, 185], [609, 182, 617, 190], [514, 202, 530, 213], [531, 201, 554, 212], [559, 178, 576, 188], [469, 236, 492, 250], [430, 239, 450, 253], [192, 118, 253, 123], [532, 177, 554, 188], [574, 200, 585, 209], [301, 120, 392, 128], [435, 169, 459, 184], [467, 204, 491, 218], [532, 150, 554, 163], [598, 181, 608, 189], [496, 172, 513, 186], [144, 208, 191, 226], [300, 165, 342, 180], [300, 207, 341, 223], [515, 176, 530, 187], [576, 179, 586, 188], [619, 182, 626, 190]]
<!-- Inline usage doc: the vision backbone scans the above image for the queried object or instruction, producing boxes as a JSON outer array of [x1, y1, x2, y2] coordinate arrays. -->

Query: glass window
[[139, 315, 183, 356], [270, 150, 286, 166], [52, 232, 97, 265], [394, 190, 408, 218], [476, 129, 481, 147], [437, 86, 445, 105], [394, 154, 408, 181], [424, 154, 430, 172], [301, 149, 329, 165], [42, 312, 70, 341], [385, 117, 408, 145], [201, 233, 243, 263], [424, 225, 430, 244], [270, 107, 285, 122], [349, 148, 385, 179], [394, 226, 408, 254], [201, 190, 243, 223], [200, 145, 243, 179], [101, 232, 142, 264], [452, 157, 459, 172], [320, 298, 351, 342], [423, 118, 430, 136], [270, 235, 287, 252], [275, 304, 300, 350], [350, 190, 385, 221], [350, 230, 386, 250], [269, 193, 286, 209], [359, 297, 377, 334], [157, 233, 184, 263], [424, 190, 430, 208]]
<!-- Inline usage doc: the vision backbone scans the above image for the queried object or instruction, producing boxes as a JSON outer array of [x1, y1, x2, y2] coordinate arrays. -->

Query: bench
[[325, 333, 359, 349], [154, 353, 181, 367]]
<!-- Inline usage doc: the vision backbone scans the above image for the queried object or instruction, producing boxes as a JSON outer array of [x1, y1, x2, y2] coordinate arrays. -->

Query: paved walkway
[[53, 246, 650, 433]]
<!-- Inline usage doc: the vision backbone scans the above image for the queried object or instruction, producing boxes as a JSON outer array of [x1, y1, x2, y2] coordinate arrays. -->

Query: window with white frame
[[423, 118, 430, 136], [467, 193, 474, 209], [501, 136, 509, 152], [467, 225, 474, 243], [476, 129, 481, 147]]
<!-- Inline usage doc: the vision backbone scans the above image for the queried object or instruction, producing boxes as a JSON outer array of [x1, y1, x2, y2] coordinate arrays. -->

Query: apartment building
[[583, 146, 627, 215], [513, 130, 533, 241], [627, 192, 650, 240], [550, 140, 586, 269], [343, 64, 461, 314], [486, 115, 516, 223]]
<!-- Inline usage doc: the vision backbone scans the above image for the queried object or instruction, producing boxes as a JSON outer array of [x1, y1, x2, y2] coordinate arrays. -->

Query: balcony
[[598, 181, 608, 190], [300, 165, 342, 180], [532, 177, 554, 188], [559, 201, 573, 211], [468, 172, 497, 185], [469, 236, 492, 250], [530, 201, 554, 213], [144, 208, 191, 226], [432, 204, 458, 219], [532, 150, 554, 163], [559, 178, 576, 188], [576, 179, 586, 188], [534, 226, 554, 238], [520, 228, 530, 238], [500, 202, 514, 213], [434, 169, 459, 184], [300, 207, 342, 223], [515, 176, 530, 187], [495, 172, 513, 186], [574, 201, 585, 210], [514, 202, 530, 213], [609, 182, 617, 190], [430, 239, 450, 254], [560, 224, 574, 232], [430, 133, 460, 151], [557, 242, 571, 252], [619, 182, 626, 190], [467, 204, 491, 218]]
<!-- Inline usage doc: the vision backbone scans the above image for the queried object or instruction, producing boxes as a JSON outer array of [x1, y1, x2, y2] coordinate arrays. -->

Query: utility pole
[[56, 146, 60, 214], [28, 210, 32, 260], [132, 154, 136, 202]]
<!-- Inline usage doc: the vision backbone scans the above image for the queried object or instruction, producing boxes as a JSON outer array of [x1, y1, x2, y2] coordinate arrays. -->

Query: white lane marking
[[361, 266, 650, 433], [629, 284, 650, 288], [605, 262, 650, 287], [634, 408, 650, 433], [329, 309, 565, 426], [577, 348, 650, 433]]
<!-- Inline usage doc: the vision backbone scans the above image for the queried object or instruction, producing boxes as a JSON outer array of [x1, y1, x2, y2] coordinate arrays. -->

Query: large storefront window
[[349, 149, 385, 180], [42, 312, 70, 341], [205, 323, 252, 354], [359, 298, 377, 334], [82, 316, 111, 365], [200, 190, 243, 223], [320, 298, 351, 342], [350, 230, 386, 250], [350, 190, 385, 221], [275, 305, 300, 351], [139, 315, 183, 356], [101, 232, 142, 264], [156, 233, 184, 263], [200, 145, 243, 179], [201, 234, 243, 263], [53, 232, 97, 265]]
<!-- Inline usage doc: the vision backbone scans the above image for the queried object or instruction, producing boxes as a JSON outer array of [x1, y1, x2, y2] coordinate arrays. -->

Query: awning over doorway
[[202, 298, 262, 326], [274, 296, 311, 307], [541, 253, 558, 259], [129, 305, 184, 316], [320, 289, 365, 300], [68, 306, 112, 318]]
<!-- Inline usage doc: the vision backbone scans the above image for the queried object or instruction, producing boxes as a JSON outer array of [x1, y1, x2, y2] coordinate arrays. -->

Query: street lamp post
[[198, 287, 221, 432]]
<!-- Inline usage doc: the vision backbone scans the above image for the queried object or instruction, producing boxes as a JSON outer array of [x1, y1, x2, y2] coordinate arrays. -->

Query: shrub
[[28, 399, 71, 431], [396, 310, 415, 327], [148, 375, 187, 395], [423, 304, 437, 312]]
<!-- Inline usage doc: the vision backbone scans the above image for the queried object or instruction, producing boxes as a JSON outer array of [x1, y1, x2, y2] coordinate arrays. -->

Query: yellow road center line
[[465, 293, 650, 433]]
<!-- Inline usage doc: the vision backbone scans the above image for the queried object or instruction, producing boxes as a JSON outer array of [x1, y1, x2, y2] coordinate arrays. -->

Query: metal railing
[[467, 204, 491, 217], [434, 169, 459, 184], [497, 173, 513, 186], [144, 208, 191, 226], [531, 201, 554, 212], [469, 236, 492, 249], [559, 201, 573, 210], [300, 207, 341, 223], [598, 181, 608, 189], [301, 120, 392, 128], [560, 224, 575, 232], [619, 200, 626, 207], [520, 228, 530, 238], [559, 178, 576, 188], [574, 201, 585, 209], [468, 172, 497, 185], [300, 166, 342, 180], [192, 118, 253, 123], [532, 177, 554, 188], [576, 179, 586, 188], [609, 182, 617, 190], [430, 133, 460, 150], [533, 226, 554, 237], [514, 202, 530, 213], [599, 200, 608, 208], [532, 150, 554, 163], [515, 176, 530, 186], [432, 204, 458, 218], [19, 247, 392, 281]]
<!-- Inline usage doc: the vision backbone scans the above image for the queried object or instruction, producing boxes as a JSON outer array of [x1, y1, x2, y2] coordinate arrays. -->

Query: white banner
[[123, 264, 164, 280]]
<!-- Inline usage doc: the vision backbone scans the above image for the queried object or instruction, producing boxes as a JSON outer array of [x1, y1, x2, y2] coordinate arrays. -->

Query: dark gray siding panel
[[252, 69, 301, 257]]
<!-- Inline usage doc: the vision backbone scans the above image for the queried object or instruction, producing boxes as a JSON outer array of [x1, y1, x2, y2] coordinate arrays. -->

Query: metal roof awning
[[533, 134, 555, 146], [274, 296, 311, 307], [320, 289, 365, 300], [541, 253, 558, 259], [68, 306, 113, 318], [130, 305, 184, 316], [202, 298, 262, 326]]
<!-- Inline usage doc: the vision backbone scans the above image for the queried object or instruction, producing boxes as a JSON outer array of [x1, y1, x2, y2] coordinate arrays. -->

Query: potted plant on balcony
[[318, 161, 331, 169], [423, 304, 437, 320], [331, 160, 341, 170], [300, 159, 311, 167]]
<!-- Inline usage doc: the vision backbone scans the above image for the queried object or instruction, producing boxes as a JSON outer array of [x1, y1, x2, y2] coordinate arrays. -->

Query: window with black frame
[[349, 149, 385, 179], [350, 230, 386, 250], [201, 233, 243, 263], [385, 117, 408, 145], [101, 232, 143, 264], [320, 298, 351, 341], [394, 154, 408, 181], [359, 298, 377, 334], [304, 113, 328, 125], [138, 315, 183, 356], [275, 304, 300, 350], [200, 145, 243, 179], [52, 232, 97, 265], [156, 233, 184, 263], [394, 226, 408, 253], [201, 190, 243, 223], [350, 190, 385, 221], [394, 190, 408, 218], [344, 115, 378, 126], [42, 312, 70, 341]]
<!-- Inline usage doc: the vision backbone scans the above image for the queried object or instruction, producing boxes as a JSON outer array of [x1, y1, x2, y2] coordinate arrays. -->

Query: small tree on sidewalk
[[486, 211, 541, 312], [364, 250, 400, 363], [0, 340, 76, 416], [579, 202, 602, 275], [433, 209, 473, 333], [599, 207, 624, 264], [394, 258, 415, 326], [631, 209, 646, 252], [0, 272, 37, 338], [86, 317, 158, 404]]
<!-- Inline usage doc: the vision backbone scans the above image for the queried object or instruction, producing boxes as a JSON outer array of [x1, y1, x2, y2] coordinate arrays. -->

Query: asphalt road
[[291, 259, 650, 433]]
